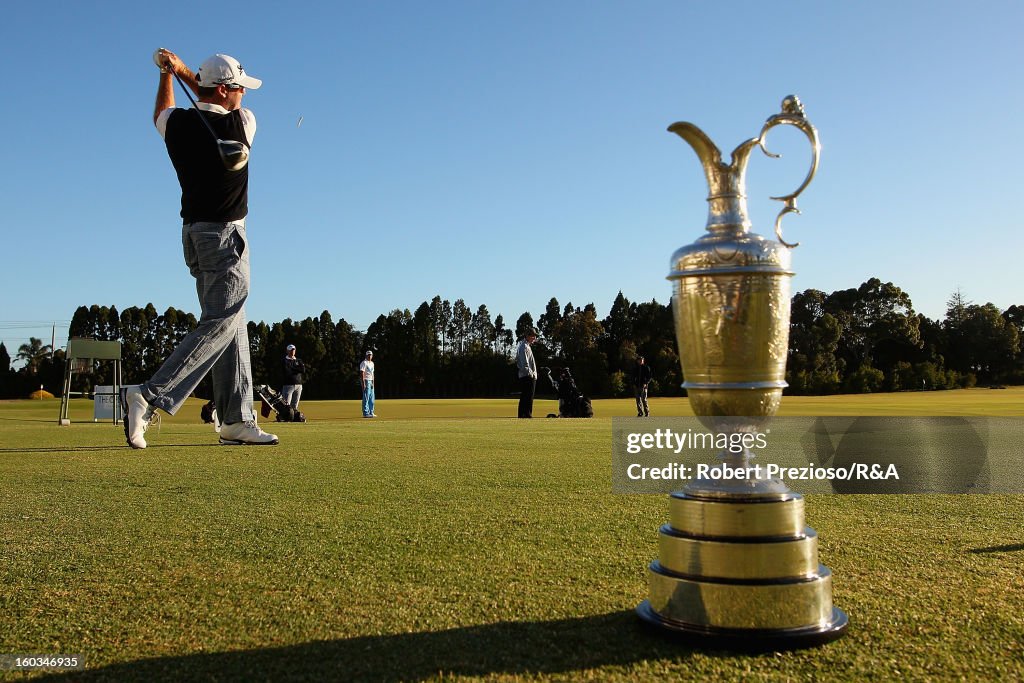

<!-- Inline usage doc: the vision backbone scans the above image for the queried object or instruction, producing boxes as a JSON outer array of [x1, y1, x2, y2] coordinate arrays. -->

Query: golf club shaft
[[171, 71, 222, 145]]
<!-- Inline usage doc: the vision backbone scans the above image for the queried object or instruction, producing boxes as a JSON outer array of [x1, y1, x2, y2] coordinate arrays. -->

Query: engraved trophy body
[[636, 97, 848, 647]]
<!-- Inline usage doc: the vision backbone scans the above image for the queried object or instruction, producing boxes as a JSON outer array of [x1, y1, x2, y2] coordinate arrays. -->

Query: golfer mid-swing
[[120, 48, 278, 448]]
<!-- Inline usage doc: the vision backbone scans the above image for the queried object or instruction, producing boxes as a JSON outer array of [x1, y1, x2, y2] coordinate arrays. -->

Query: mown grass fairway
[[1, 390, 1023, 681]]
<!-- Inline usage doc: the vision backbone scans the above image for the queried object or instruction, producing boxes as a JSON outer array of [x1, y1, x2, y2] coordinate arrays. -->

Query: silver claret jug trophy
[[636, 96, 848, 649]]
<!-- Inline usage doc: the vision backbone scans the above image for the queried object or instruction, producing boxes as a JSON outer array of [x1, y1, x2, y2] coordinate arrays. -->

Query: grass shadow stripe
[[969, 543, 1024, 554], [33, 611, 693, 682]]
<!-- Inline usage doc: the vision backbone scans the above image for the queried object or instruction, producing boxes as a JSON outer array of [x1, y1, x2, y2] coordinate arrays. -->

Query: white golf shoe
[[120, 386, 154, 449], [219, 421, 279, 446]]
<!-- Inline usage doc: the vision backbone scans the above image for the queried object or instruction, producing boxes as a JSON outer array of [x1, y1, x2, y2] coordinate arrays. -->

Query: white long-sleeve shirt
[[516, 340, 536, 379]]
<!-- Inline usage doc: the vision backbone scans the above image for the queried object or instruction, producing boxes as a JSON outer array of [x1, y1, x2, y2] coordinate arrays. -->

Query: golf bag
[[542, 367, 594, 418], [256, 384, 306, 422]]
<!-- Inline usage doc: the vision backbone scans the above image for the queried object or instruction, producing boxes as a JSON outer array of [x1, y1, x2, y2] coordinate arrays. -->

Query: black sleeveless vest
[[164, 108, 250, 223]]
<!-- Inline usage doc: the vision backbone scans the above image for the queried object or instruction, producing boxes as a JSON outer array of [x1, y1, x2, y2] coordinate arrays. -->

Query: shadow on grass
[[37, 610, 693, 682], [0, 446, 129, 453], [0, 444, 221, 453], [970, 542, 1024, 554]]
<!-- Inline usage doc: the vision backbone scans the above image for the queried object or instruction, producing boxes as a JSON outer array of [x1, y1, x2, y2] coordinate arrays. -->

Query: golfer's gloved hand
[[152, 48, 183, 75]]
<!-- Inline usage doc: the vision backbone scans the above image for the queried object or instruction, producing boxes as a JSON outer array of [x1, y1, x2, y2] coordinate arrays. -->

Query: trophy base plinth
[[638, 490, 847, 649], [636, 600, 848, 651]]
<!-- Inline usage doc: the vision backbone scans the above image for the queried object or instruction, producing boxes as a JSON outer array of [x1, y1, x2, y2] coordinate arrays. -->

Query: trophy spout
[[668, 122, 759, 234], [667, 122, 723, 177]]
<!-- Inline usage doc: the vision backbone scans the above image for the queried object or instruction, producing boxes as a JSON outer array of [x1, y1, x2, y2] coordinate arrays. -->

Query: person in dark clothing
[[282, 344, 306, 409], [633, 355, 653, 417]]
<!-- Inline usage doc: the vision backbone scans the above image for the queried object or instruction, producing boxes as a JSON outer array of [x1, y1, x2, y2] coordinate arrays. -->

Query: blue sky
[[2, 1, 1022, 355]]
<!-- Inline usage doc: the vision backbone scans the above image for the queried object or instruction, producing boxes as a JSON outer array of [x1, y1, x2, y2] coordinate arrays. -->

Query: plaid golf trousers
[[141, 221, 254, 425]]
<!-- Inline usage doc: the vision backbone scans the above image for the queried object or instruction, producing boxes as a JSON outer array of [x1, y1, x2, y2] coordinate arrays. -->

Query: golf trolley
[[256, 385, 306, 422], [541, 366, 594, 418], [200, 385, 306, 426]]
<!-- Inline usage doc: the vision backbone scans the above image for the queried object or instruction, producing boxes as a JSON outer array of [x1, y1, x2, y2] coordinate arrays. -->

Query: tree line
[[1, 279, 1020, 400]]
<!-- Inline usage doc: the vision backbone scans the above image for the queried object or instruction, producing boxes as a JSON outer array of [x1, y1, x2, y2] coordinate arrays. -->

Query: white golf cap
[[197, 54, 262, 90], [286, 344, 296, 351]]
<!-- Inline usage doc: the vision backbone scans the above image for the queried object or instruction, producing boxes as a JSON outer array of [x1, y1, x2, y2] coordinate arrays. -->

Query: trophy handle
[[757, 96, 821, 248]]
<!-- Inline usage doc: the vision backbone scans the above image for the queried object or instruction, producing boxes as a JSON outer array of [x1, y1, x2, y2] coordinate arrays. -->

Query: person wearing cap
[[633, 355, 653, 417], [281, 344, 306, 410], [359, 351, 377, 418], [119, 48, 277, 449], [516, 328, 539, 418]]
